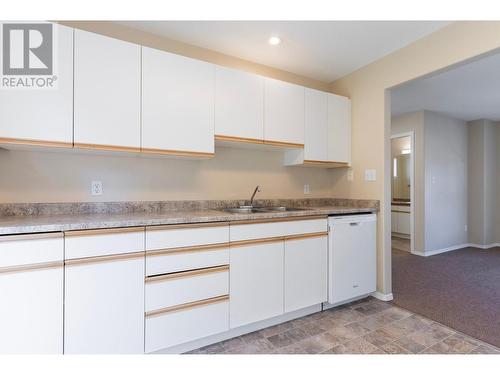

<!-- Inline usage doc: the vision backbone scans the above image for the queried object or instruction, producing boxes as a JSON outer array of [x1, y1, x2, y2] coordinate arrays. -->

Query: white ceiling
[[118, 21, 449, 82], [392, 51, 500, 121]]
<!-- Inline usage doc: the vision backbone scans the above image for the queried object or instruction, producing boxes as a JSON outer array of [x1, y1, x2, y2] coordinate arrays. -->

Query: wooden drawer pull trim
[[145, 295, 229, 318], [147, 221, 228, 231], [0, 261, 63, 275], [215, 135, 264, 145], [0, 232, 63, 242], [0, 137, 73, 149], [146, 265, 229, 283], [230, 232, 328, 247], [74, 143, 141, 153], [263, 140, 304, 148], [230, 215, 327, 225], [65, 251, 144, 266], [146, 242, 229, 257], [141, 147, 215, 158], [65, 227, 144, 237]]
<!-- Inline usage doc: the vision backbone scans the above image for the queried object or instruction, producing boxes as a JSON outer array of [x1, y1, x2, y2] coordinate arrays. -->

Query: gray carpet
[[392, 247, 500, 348]]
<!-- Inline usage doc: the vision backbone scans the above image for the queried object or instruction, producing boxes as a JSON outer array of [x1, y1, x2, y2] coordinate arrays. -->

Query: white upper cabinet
[[264, 78, 305, 146], [327, 93, 351, 164], [0, 23, 73, 147], [215, 66, 264, 141], [142, 47, 215, 156], [74, 30, 141, 150], [304, 88, 328, 161]]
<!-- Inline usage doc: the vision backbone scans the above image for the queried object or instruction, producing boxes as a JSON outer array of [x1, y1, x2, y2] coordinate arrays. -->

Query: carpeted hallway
[[392, 247, 500, 348]]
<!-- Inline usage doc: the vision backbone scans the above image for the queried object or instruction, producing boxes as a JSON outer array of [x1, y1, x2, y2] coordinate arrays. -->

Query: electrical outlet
[[91, 181, 103, 196], [364, 169, 376, 181], [303, 184, 310, 194], [347, 169, 354, 181]]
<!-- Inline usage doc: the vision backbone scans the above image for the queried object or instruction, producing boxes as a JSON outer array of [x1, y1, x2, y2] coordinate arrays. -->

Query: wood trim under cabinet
[[145, 265, 229, 283], [0, 261, 64, 275], [65, 251, 144, 266], [64, 226, 145, 237], [263, 140, 304, 148], [215, 135, 264, 145], [0, 137, 73, 149], [230, 215, 327, 225], [145, 295, 229, 318], [147, 221, 228, 231], [141, 147, 215, 158], [303, 160, 349, 168], [73, 143, 141, 153], [0, 232, 63, 242], [146, 242, 229, 257], [285, 232, 328, 241]]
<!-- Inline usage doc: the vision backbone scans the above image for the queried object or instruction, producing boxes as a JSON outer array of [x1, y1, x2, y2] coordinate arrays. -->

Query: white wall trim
[[413, 243, 500, 257], [371, 291, 394, 301]]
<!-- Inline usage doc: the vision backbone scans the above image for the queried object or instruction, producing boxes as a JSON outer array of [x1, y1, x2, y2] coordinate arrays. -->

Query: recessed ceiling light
[[268, 36, 281, 46]]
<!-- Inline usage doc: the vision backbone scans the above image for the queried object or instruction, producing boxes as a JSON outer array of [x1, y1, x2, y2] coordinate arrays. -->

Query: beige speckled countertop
[[0, 199, 378, 235]]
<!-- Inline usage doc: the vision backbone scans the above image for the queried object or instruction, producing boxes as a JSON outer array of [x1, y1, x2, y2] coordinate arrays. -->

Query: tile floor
[[187, 297, 500, 354]]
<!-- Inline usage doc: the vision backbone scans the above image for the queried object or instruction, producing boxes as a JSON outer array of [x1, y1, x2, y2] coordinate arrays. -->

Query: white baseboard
[[371, 291, 394, 301], [413, 243, 500, 257]]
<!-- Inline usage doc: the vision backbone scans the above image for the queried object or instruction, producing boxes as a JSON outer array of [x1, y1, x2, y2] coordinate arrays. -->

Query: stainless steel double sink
[[221, 206, 311, 214]]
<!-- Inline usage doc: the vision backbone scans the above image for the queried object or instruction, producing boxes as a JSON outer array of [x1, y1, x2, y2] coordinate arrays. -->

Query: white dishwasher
[[327, 213, 377, 306]]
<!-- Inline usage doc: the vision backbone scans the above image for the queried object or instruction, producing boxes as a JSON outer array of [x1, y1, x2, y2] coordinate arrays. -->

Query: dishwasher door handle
[[349, 222, 360, 226]]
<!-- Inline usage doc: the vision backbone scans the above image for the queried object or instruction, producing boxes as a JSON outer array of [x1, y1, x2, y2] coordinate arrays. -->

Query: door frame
[[390, 131, 415, 254]]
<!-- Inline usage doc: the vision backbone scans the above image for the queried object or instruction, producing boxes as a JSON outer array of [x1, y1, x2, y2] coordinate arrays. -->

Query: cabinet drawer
[[230, 217, 327, 242], [146, 244, 229, 276], [145, 266, 229, 311], [146, 223, 229, 251], [64, 227, 145, 259], [0, 233, 63, 268], [145, 296, 229, 352]]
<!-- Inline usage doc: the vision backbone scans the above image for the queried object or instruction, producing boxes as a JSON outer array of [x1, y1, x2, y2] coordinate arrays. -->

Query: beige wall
[[331, 22, 500, 295], [0, 146, 334, 203]]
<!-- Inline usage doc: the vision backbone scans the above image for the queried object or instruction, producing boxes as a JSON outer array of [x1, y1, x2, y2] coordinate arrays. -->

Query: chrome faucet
[[249, 185, 261, 207]]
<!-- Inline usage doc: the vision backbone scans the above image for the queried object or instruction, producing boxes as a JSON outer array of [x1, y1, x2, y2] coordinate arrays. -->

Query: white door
[[304, 88, 328, 161], [64, 256, 145, 354], [398, 212, 411, 235], [327, 93, 351, 163], [284, 236, 327, 313], [328, 215, 376, 304], [215, 66, 264, 140], [0, 268, 63, 354], [391, 211, 399, 233], [264, 78, 304, 145], [142, 47, 215, 154], [0, 23, 73, 145], [74, 29, 141, 149], [230, 241, 284, 328]]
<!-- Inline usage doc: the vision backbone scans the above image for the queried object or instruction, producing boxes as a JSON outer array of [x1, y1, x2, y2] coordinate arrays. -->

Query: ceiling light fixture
[[268, 36, 281, 46]]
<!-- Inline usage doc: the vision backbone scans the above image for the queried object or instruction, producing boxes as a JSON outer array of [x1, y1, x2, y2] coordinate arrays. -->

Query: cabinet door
[[0, 23, 73, 146], [304, 88, 328, 161], [391, 211, 399, 233], [0, 234, 63, 354], [74, 29, 141, 149], [284, 236, 327, 313], [215, 66, 264, 140], [327, 93, 351, 163], [142, 47, 215, 155], [264, 78, 304, 145], [64, 256, 145, 354], [398, 212, 411, 235], [230, 241, 284, 328]]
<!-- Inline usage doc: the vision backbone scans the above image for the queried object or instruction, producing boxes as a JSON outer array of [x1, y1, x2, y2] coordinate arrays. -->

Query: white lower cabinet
[[0, 234, 64, 354], [230, 240, 284, 328], [64, 254, 145, 354], [284, 235, 328, 313]]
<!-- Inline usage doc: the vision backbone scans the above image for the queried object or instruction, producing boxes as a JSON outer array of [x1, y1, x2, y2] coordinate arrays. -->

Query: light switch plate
[[364, 169, 376, 181], [347, 169, 354, 181], [303, 184, 310, 194]]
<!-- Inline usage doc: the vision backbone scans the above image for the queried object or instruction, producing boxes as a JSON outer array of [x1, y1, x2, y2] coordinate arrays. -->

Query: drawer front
[[230, 218, 327, 242], [0, 233, 63, 268], [145, 267, 229, 311], [146, 224, 229, 251], [145, 298, 229, 353], [65, 228, 145, 259], [146, 245, 229, 276]]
